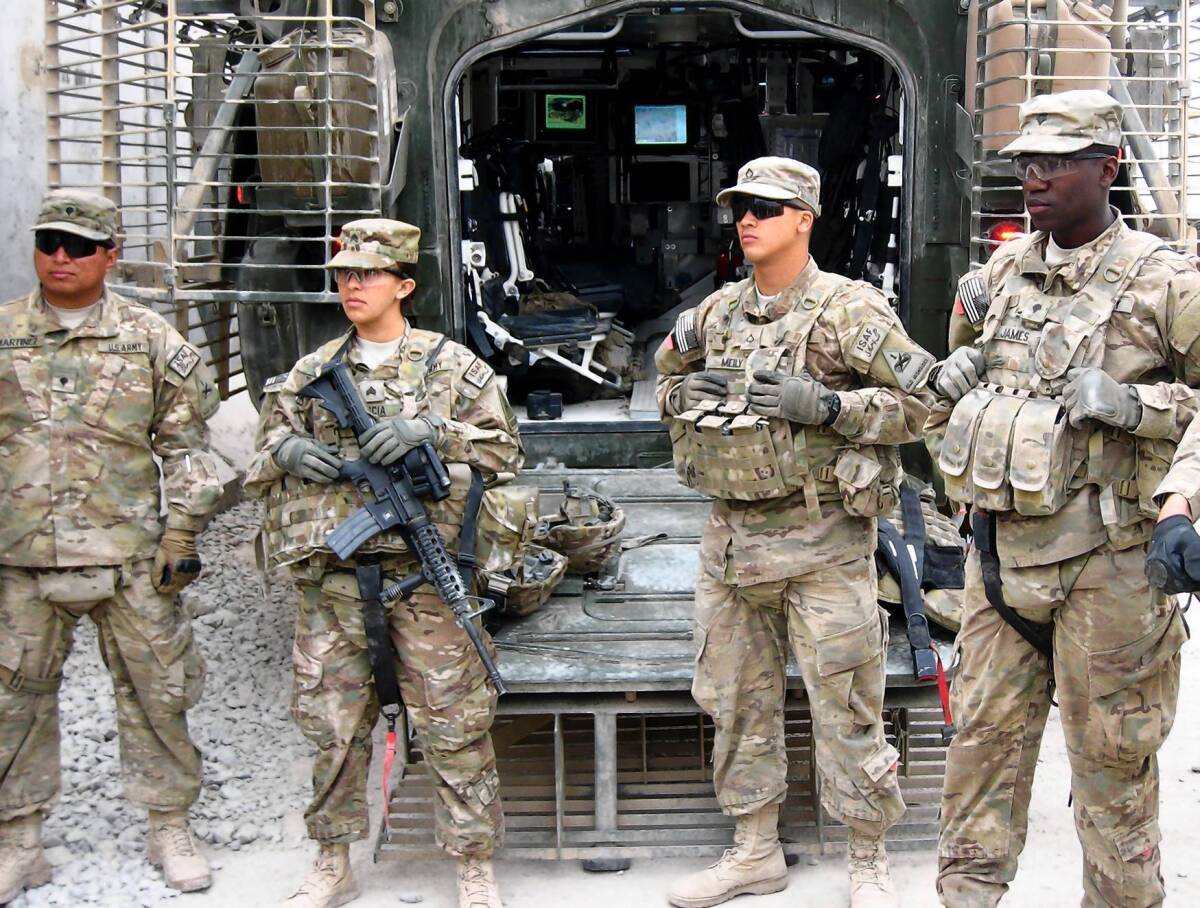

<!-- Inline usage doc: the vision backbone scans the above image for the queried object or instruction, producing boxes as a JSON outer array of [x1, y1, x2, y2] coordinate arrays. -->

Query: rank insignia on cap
[[957, 272, 989, 327], [168, 344, 201, 378]]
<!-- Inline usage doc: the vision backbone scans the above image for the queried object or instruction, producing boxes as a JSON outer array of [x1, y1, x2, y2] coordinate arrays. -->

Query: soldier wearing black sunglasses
[[657, 156, 935, 908], [0, 190, 222, 899]]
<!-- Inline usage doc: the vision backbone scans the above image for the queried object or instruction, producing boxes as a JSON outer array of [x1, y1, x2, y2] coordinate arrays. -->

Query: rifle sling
[[355, 562, 404, 712], [970, 512, 1055, 662]]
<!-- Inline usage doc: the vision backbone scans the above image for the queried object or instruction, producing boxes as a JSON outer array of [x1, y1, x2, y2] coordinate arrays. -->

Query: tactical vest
[[260, 332, 471, 569], [938, 229, 1165, 523], [670, 274, 899, 517]]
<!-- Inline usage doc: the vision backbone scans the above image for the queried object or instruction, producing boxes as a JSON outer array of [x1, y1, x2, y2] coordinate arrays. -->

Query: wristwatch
[[822, 392, 842, 427]]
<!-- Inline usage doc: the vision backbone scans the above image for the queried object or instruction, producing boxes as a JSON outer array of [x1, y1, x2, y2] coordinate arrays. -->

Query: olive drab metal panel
[[967, 1, 1198, 266], [43, 0, 401, 398]]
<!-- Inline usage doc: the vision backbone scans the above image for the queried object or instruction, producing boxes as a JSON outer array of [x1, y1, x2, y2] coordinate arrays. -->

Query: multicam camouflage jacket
[[927, 214, 1200, 567], [244, 327, 523, 569], [656, 257, 935, 586], [0, 288, 222, 567]]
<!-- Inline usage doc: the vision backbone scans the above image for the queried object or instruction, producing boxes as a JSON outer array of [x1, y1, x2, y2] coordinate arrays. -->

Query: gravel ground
[[12, 501, 312, 907]]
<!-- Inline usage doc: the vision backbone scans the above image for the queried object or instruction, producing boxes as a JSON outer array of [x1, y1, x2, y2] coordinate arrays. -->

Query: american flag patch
[[957, 272, 988, 327], [672, 309, 699, 354]]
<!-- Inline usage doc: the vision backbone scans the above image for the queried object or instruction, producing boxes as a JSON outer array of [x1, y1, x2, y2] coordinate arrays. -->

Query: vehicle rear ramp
[[375, 469, 954, 865]]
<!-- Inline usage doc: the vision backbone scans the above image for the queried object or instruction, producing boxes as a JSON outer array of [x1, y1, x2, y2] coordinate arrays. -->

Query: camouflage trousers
[[938, 543, 1186, 908], [0, 561, 205, 822], [290, 563, 502, 856], [693, 556, 905, 834]]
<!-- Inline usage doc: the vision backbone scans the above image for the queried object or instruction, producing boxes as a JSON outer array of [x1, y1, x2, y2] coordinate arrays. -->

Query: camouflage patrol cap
[[999, 90, 1124, 156], [32, 189, 120, 243], [715, 156, 821, 217], [328, 218, 420, 269]]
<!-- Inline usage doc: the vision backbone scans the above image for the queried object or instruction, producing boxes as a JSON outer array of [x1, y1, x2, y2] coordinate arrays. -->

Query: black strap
[[457, 468, 486, 593], [426, 336, 450, 369], [877, 519, 938, 681], [355, 563, 403, 713], [899, 485, 927, 585], [970, 512, 1055, 662]]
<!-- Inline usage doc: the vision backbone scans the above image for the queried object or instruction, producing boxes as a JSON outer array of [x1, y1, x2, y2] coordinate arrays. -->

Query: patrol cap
[[328, 218, 420, 269], [715, 156, 821, 217], [31, 189, 120, 243], [999, 90, 1124, 156]]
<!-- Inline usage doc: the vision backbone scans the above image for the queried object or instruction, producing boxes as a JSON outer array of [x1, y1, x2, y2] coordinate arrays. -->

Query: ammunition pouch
[[939, 383, 1078, 517]]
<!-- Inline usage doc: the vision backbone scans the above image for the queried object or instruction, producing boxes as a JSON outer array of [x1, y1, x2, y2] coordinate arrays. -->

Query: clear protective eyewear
[[333, 268, 402, 286], [1011, 152, 1114, 183]]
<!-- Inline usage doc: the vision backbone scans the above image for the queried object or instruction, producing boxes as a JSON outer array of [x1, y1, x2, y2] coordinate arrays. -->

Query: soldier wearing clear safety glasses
[[927, 90, 1200, 907]]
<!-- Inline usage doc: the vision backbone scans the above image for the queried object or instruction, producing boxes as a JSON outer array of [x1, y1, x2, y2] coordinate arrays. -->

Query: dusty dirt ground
[[14, 394, 1200, 906]]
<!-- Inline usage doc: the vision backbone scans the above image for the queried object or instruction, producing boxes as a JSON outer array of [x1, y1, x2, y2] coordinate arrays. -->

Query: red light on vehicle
[[331, 237, 342, 253], [235, 184, 248, 205], [988, 220, 1024, 245]]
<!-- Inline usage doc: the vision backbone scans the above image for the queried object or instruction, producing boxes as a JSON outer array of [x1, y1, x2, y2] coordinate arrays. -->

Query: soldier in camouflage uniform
[[245, 219, 521, 908], [656, 157, 935, 908], [1145, 421, 1200, 592], [0, 190, 221, 900], [927, 91, 1200, 907]]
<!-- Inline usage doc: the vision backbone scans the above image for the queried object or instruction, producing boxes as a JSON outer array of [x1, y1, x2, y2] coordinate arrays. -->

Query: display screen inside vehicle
[[634, 104, 688, 145], [545, 94, 588, 130]]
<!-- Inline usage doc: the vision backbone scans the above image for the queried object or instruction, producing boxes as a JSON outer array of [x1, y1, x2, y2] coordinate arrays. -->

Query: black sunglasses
[[35, 230, 112, 259], [730, 196, 803, 223]]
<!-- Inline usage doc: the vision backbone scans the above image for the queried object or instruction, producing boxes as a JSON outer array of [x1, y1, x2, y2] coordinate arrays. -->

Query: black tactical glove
[[1145, 514, 1200, 593], [273, 435, 344, 483], [672, 371, 728, 413]]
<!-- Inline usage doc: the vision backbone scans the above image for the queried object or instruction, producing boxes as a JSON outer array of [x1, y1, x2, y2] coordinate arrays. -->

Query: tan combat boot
[[147, 809, 211, 892], [280, 843, 360, 908], [0, 813, 51, 903], [667, 804, 788, 908], [457, 856, 502, 908], [847, 829, 898, 908]]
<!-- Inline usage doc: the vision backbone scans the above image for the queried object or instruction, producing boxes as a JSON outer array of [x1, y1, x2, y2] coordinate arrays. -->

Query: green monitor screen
[[545, 94, 587, 130]]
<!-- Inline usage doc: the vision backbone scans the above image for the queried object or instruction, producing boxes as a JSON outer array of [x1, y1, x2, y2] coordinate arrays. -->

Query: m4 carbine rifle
[[300, 359, 507, 695]]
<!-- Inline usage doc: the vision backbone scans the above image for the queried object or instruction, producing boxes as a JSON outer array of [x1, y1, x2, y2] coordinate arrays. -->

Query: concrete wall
[[0, 12, 47, 300]]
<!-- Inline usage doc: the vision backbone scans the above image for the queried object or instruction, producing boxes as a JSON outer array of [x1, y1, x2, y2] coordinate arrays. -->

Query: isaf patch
[[957, 271, 989, 327], [884, 349, 935, 393], [850, 321, 888, 365], [463, 356, 493, 389], [262, 372, 289, 394], [168, 344, 201, 379]]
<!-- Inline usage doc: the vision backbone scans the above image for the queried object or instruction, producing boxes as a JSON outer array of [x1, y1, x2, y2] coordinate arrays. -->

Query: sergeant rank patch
[[168, 344, 201, 378], [884, 349, 935, 392]]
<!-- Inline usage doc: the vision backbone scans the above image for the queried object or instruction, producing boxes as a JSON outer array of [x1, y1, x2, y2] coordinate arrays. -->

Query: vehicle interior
[[451, 7, 908, 424]]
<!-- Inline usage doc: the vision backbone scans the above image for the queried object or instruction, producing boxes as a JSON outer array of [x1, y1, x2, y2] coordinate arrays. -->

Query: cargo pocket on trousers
[[422, 647, 488, 713], [1084, 608, 1188, 764], [690, 616, 718, 713], [814, 611, 885, 713], [290, 644, 324, 724], [163, 645, 205, 712]]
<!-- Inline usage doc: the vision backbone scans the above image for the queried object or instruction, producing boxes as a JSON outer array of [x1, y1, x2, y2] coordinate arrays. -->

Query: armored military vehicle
[[44, 0, 1197, 865]]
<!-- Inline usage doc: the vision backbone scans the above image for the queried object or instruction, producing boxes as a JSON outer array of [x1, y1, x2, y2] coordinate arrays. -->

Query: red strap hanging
[[932, 646, 954, 731], [381, 716, 398, 832]]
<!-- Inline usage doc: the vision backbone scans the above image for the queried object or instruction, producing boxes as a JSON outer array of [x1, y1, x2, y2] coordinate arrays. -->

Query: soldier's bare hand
[[678, 371, 728, 411], [153, 527, 202, 594], [359, 416, 435, 466], [933, 347, 986, 401], [1063, 367, 1142, 430], [273, 435, 344, 483], [747, 370, 834, 425]]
